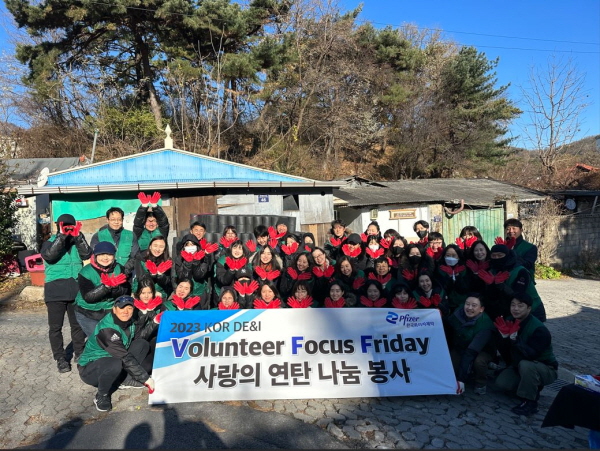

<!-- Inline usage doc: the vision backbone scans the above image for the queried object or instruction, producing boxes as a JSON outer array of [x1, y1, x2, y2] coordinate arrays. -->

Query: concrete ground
[[0, 277, 597, 449]]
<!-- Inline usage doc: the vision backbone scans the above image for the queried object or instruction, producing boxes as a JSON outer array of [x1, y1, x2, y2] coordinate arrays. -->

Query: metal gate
[[442, 207, 505, 246]]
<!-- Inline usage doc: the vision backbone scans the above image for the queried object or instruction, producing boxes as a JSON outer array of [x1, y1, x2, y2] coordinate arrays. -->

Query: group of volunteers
[[41, 191, 557, 416]]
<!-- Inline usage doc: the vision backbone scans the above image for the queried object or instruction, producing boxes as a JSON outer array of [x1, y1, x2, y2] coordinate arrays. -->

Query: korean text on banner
[[149, 308, 457, 405]]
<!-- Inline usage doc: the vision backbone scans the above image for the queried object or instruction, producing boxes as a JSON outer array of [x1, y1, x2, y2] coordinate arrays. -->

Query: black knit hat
[[347, 233, 362, 245], [56, 214, 76, 225], [94, 241, 117, 255]]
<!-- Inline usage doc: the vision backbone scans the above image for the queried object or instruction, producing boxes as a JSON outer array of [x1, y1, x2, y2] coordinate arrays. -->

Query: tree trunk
[[134, 30, 163, 130]]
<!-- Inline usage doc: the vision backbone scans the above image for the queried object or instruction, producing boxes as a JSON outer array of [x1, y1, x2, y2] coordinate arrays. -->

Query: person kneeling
[[494, 292, 558, 417], [77, 296, 156, 412], [447, 293, 495, 395]]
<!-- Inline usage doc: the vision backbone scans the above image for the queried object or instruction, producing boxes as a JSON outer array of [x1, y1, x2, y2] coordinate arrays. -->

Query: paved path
[[1, 277, 597, 449]]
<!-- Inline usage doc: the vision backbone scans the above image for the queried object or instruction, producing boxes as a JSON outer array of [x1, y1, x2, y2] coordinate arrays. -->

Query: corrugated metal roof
[[334, 178, 546, 207], [7, 157, 82, 183], [17, 180, 343, 195], [45, 149, 311, 186]]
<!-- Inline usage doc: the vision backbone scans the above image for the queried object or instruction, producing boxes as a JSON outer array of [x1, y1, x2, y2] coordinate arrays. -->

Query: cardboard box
[[574, 375, 600, 393]]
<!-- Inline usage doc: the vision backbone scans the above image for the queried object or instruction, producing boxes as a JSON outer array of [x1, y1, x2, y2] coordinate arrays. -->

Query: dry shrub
[[521, 197, 563, 266]]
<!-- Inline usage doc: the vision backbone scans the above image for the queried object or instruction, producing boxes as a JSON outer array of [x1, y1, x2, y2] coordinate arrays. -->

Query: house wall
[[13, 196, 37, 251], [338, 205, 430, 242], [216, 191, 334, 244]]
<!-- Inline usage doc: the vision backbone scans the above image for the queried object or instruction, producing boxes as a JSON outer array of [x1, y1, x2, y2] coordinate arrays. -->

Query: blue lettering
[[291, 336, 304, 355], [172, 338, 189, 358], [360, 335, 373, 353]]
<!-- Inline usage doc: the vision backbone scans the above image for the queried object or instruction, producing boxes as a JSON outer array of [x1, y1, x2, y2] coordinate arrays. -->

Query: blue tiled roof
[[46, 149, 310, 186]]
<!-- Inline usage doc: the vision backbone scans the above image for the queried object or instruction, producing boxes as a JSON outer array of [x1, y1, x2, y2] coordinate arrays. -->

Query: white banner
[[149, 308, 458, 405]]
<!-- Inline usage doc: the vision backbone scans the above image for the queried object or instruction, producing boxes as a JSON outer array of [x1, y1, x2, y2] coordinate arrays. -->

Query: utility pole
[[90, 129, 99, 163]]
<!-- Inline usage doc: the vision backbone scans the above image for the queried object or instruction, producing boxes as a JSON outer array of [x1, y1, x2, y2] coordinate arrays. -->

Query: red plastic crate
[[25, 254, 44, 272]]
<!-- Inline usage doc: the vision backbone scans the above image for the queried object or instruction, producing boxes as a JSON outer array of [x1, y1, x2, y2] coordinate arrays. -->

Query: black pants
[[78, 339, 150, 396], [46, 301, 86, 361], [142, 336, 157, 373]]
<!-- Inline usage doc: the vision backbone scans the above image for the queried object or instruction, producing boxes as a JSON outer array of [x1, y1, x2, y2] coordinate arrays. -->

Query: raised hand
[[330, 236, 345, 247], [68, 221, 83, 237], [419, 296, 432, 308], [245, 239, 257, 253], [247, 280, 259, 294], [477, 269, 495, 285], [193, 250, 206, 261], [494, 271, 510, 284], [203, 242, 219, 254], [138, 192, 150, 207], [157, 260, 173, 274], [392, 298, 417, 309], [402, 269, 417, 281], [100, 273, 113, 287], [281, 242, 299, 255], [254, 266, 267, 279], [287, 267, 299, 280], [439, 265, 454, 276], [220, 236, 235, 248], [324, 266, 335, 278], [171, 295, 186, 310], [149, 191, 161, 207], [233, 280, 246, 295], [379, 238, 391, 249], [184, 296, 201, 309], [366, 247, 385, 259], [111, 273, 127, 286], [266, 269, 281, 281], [342, 244, 361, 257], [181, 250, 195, 262], [298, 271, 312, 280], [145, 260, 159, 275], [352, 277, 365, 290]]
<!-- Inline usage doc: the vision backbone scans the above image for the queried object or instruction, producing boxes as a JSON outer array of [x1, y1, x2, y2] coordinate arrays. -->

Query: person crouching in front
[[77, 295, 156, 412]]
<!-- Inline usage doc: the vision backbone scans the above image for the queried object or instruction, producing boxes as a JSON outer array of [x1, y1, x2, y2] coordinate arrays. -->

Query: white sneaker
[[474, 385, 487, 395]]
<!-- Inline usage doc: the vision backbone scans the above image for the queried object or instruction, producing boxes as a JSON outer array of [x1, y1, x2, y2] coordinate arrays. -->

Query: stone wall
[[523, 208, 600, 270]]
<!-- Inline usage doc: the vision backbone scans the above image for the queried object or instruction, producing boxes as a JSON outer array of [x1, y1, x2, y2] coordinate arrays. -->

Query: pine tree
[[0, 160, 18, 276]]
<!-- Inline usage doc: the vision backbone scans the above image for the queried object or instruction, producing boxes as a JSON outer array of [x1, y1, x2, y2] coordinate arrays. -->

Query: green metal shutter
[[442, 207, 505, 246]]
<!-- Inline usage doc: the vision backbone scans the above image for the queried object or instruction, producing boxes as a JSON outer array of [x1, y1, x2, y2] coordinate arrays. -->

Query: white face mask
[[369, 245, 379, 251], [445, 256, 459, 267], [184, 246, 197, 254]]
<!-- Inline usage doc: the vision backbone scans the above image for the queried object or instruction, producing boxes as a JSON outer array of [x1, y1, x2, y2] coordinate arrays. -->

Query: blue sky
[[341, 0, 600, 149], [1, 0, 598, 150]]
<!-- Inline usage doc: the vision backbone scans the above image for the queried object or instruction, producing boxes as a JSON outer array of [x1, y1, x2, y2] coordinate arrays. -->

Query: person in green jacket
[[133, 191, 170, 252], [494, 292, 558, 417], [74, 241, 131, 337], [41, 213, 92, 373], [502, 218, 538, 281], [78, 295, 156, 412], [448, 293, 495, 395], [90, 207, 139, 269]]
